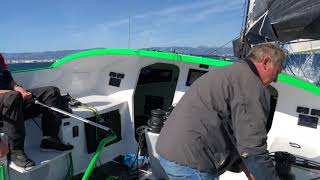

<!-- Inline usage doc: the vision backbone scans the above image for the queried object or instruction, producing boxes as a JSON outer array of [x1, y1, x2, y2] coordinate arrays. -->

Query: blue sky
[[0, 0, 245, 53]]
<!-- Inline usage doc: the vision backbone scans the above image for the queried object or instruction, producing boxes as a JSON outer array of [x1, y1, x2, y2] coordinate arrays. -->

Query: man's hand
[[0, 141, 9, 158], [20, 91, 32, 101], [12, 83, 32, 101]]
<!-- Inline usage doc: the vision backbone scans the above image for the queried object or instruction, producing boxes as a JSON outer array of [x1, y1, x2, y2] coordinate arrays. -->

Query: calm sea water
[[8, 62, 53, 71]]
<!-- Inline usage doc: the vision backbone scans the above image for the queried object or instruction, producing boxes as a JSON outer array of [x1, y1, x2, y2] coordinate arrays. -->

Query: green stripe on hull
[[278, 74, 320, 96], [51, 48, 233, 68], [12, 48, 320, 96]]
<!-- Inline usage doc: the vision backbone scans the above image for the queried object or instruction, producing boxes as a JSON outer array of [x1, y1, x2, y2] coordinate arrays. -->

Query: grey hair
[[246, 43, 286, 64]]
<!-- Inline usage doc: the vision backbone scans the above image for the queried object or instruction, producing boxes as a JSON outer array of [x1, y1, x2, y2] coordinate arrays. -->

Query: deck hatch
[[296, 106, 309, 114], [311, 109, 320, 116], [109, 77, 121, 87]]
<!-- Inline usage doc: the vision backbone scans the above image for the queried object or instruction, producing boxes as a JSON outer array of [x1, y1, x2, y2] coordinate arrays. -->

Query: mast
[[237, 0, 251, 59], [128, 14, 131, 48], [242, 0, 250, 36]]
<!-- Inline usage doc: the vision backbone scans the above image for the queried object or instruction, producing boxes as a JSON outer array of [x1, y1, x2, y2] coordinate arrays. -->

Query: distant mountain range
[[143, 46, 234, 57], [2, 47, 234, 61], [2, 49, 87, 61]]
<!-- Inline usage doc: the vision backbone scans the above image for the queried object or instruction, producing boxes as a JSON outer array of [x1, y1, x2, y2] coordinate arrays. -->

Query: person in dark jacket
[[156, 43, 286, 180], [0, 54, 73, 169]]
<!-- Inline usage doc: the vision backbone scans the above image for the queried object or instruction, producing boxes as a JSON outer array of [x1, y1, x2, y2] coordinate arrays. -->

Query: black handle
[[289, 142, 301, 148]]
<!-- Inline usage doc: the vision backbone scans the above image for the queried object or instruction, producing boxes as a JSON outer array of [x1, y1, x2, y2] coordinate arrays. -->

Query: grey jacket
[[156, 60, 272, 175]]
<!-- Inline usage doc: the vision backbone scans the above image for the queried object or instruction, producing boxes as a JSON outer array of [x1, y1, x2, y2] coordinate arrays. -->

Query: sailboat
[[1, 0, 320, 179]]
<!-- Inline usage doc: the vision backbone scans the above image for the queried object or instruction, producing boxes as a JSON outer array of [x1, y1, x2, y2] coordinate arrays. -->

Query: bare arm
[[10, 80, 25, 93], [0, 90, 12, 94]]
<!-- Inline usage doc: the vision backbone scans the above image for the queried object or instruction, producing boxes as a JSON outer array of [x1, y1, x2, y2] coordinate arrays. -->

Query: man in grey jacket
[[156, 43, 285, 180]]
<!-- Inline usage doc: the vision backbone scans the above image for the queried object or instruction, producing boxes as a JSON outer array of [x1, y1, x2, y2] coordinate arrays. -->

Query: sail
[[246, 0, 320, 44]]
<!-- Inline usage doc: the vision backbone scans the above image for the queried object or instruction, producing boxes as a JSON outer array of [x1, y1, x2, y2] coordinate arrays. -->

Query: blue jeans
[[243, 154, 280, 180], [159, 156, 218, 180]]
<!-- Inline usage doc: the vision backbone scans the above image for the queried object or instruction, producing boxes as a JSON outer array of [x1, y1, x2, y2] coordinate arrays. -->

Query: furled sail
[[246, 0, 320, 44]]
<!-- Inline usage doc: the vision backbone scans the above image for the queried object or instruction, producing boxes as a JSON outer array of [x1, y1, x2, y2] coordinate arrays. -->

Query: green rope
[[0, 163, 5, 180], [79, 104, 102, 121], [70, 97, 103, 122], [78, 104, 106, 145], [72, 98, 117, 180], [82, 133, 117, 180]]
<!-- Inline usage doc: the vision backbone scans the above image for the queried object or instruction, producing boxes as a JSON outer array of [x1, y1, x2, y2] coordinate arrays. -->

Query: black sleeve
[[228, 158, 243, 173], [3, 70, 13, 83]]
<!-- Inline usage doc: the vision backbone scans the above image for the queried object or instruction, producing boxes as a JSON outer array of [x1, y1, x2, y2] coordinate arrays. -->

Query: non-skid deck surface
[[10, 148, 70, 173]]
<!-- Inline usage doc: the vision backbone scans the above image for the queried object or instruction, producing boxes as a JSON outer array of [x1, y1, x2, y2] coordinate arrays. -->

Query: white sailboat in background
[[0, 0, 319, 180], [288, 40, 320, 54], [284, 39, 320, 86]]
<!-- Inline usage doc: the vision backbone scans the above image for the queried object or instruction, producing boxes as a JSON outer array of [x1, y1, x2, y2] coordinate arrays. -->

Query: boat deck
[[8, 93, 132, 177], [9, 118, 71, 173]]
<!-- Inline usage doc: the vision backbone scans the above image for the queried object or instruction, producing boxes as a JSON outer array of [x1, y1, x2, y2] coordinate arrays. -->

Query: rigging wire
[[202, 0, 247, 57], [286, 44, 312, 83], [298, 43, 319, 85], [283, 45, 297, 76], [284, 56, 297, 76], [204, 36, 239, 56]]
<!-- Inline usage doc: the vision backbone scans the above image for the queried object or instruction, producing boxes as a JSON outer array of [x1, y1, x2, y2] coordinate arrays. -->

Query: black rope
[[6, 159, 11, 180], [129, 125, 149, 178]]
